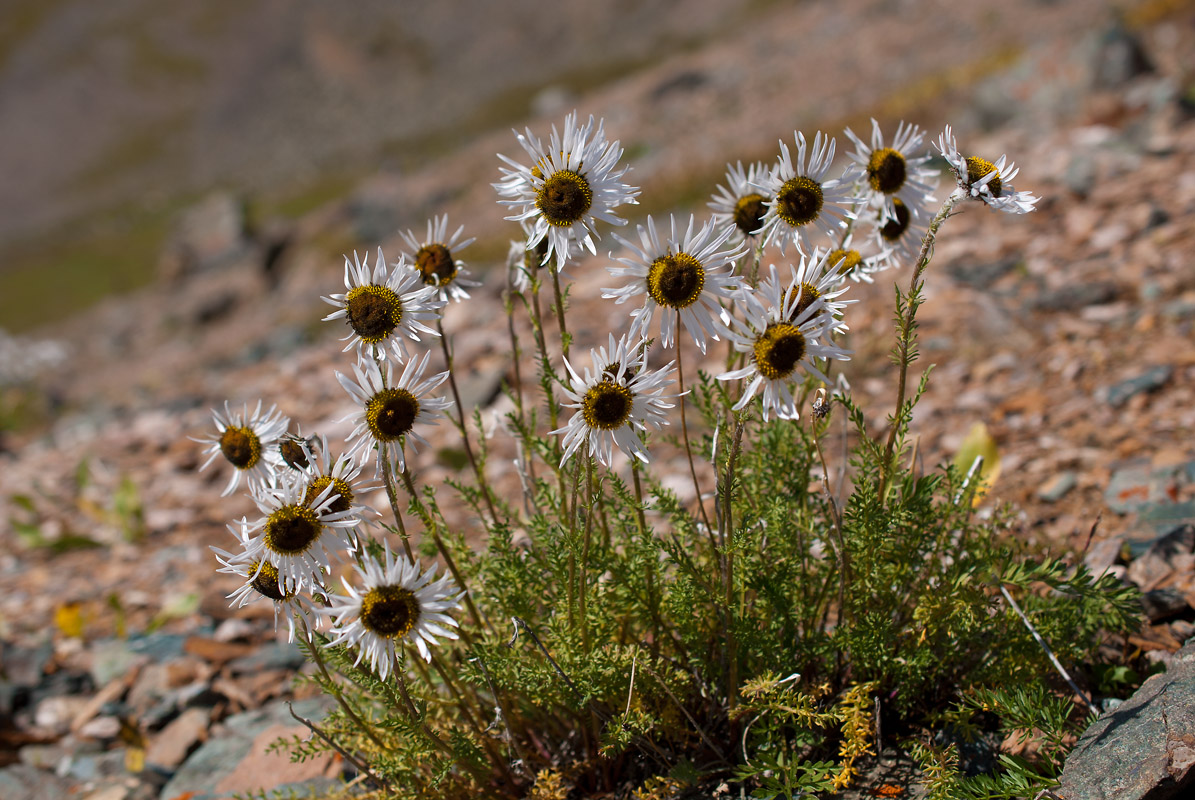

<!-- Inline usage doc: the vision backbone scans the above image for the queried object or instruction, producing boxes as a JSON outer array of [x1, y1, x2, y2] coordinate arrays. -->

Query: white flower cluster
[[196, 221, 481, 675]]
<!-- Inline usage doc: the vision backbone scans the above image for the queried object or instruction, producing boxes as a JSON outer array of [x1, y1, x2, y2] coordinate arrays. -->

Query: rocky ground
[[3, 1, 1195, 798]]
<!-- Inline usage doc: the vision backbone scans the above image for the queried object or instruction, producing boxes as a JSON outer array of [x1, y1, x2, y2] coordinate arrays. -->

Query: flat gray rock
[[1058, 642, 1195, 800]]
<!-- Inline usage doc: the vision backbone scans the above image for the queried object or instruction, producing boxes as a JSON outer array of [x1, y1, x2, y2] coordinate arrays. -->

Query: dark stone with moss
[[1058, 642, 1195, 799]]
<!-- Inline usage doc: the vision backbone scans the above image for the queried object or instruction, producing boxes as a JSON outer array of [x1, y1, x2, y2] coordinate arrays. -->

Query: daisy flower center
[[786, 282, 823, 321], [536, 169, 593, 227], [304, 475, 355, 514], [964, 156, 1002, 196], [249, 560, 290, 601], [733, 193, 767, 237], [827, 248, 862, 277], [366, 388, 420, 442], [416, 244, 457, 288], [753, 323, 806, 381], [776, 176, 824, 227], [219, 426, 261, 470], [263, 503, 323, 556], [524, 237, 550, 271], [647, 252, 705, 310], [279, 438, 309, 470], [360, 584, 421, 638], [344, 285, 403, 344], [582, 379, 634, 430], [879, 199, 912, 242], [867, 147, 907, 194]]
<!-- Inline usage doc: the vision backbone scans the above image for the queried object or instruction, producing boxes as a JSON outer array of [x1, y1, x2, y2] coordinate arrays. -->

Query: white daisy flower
[[195, 400, 289, 497], [776, 248, 856, 335], [936, 125, 1039, 214], [604, 214, 745, 353], [505, 226, 566, 295], [336, 351, 453, 474], [212, 520, 319, 643], [757, 131, 858, 255], [844, 118, 937, 223], [322, 248, 445, 363], [708, 160, 772, 242], [870, 197, 929, 268], [297, 434, 379, 550], [495, 111, 639, 271], [323, 546, 463, 672], [238, 473, 361, 596], [554, 332, 676, 467], [398, 215, 481, 304], [719, 264, 850, 421], [823, 234, 891, 285]]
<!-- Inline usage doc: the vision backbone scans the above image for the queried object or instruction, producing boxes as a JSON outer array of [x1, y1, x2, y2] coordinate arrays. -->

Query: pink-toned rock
[[145, 707, 210, 769], [213, 723, 338, 795]]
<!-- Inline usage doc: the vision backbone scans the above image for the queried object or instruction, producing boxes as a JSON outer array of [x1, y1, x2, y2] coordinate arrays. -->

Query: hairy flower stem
[[674, 312, 717, 550], [436, 319, 500, 524], [373, 353, 416, 563], [524, 277, 567, 500], [398, 468, 489, 639], [631, 460, 661, 645], [566, 456, 584, 631], [503, 285, 537, 514], [425, 654, 514, 784], [880, 195, 958, 501], [301, 621, 393, 756], [811, 418, 850, 626], [579, 457, 596, 650], [720, 416, 745, 715], [550, 267, 571, 362]]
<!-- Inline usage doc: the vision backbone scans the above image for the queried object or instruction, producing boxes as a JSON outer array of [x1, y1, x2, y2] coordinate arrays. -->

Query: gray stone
[[1092, 23, 1154, 88], [1027, 280, 1119, 312], [159, 697, 332, 800], [1142, 587, 1192, 623], [226, 641, 305, 675], [1064, 153, 1099, 197], [1105, 462, 1152, 514], [1128, 525, 1195, 591], [1139, 502, 1195, 535], [1104, 365, 1173, 408], [0, 763, 75, 800], [1037, 470, 1078, 503], [60, 749, 129, 782], [1058, 642, 1195, 799]]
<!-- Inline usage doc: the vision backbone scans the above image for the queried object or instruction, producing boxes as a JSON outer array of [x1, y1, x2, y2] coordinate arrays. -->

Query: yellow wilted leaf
[[54, 602, 85, 638], [953, 422, 1001, 505]]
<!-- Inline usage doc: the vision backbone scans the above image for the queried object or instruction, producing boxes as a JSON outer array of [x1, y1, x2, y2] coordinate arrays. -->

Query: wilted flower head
[[936, 125, 1039, 214]]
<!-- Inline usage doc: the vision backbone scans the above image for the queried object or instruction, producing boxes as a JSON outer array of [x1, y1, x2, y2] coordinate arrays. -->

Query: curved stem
[[879, 196, 958, 500], [437, 319, 500, 524], [674, 313, 716, 548]]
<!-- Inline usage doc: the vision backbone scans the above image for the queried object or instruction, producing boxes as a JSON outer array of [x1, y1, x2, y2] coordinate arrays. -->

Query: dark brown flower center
[[964, 156, 1002, 196], [279, 438, 309, 470], [867, 147, 907, 194], [753, 323, 806, 381], [827, 249, 862, 277], [344, 285, 403, 343], [360, 585, 421, 638], [304, 475, 354, 514], [249, 560, 289, 601], [416, 244, 457, 288], [879, 199, 911, 242], [263, 504, 322, 555], [582, 379, 634, 430], [219, 426, 260, 470], [536, 169, 593, 227], [733, 193, 767, 237], [786, 282, 823, 321], [647, 252, 705, 310], [366, 388, 419, 442], [776, 176, 824, 227]]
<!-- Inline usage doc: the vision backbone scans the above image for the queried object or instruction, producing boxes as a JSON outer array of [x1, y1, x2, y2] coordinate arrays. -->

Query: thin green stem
[[674, 313, 716, 548], [880, 195, 958, 500], [437, 319, 500, 524], [550, 267, 571, 361]]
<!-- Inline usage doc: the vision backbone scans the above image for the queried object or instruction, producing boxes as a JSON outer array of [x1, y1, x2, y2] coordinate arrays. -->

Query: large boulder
[[1058, 641, 1195, 799]]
